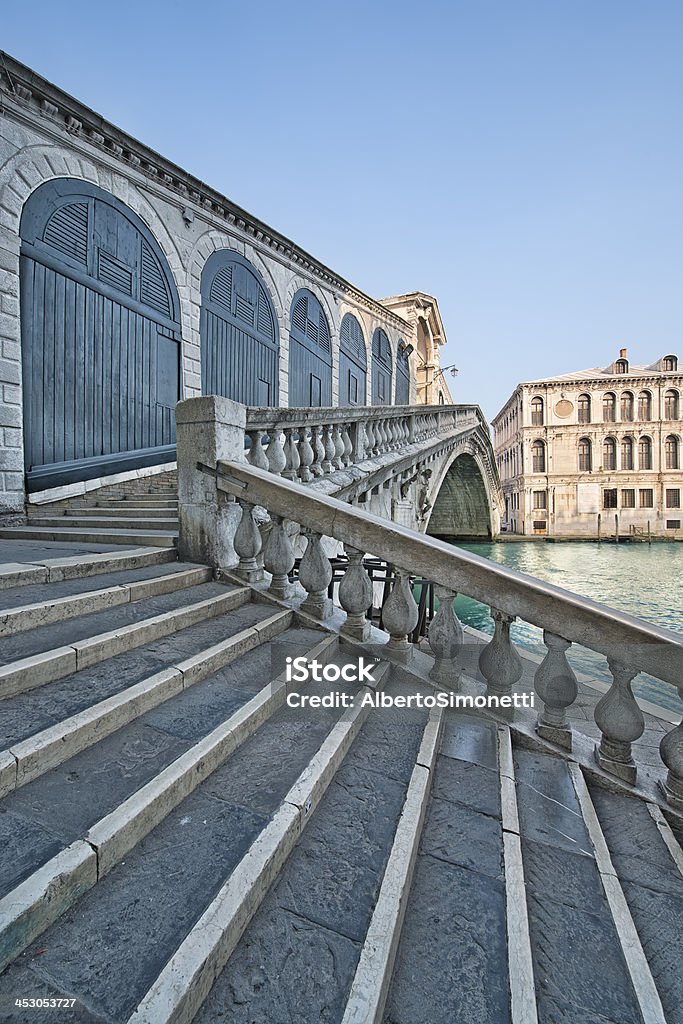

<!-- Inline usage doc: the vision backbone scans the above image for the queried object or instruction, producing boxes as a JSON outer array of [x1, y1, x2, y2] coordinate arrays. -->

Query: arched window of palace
[[531, 396, 544, 425], [615, 358, 629, 374], [602, 437, 617, 471], [371, 328, 393, 406], [663, 355, 678, 371], [200, 251, 279, 407], [531, 439, 546, 472], [621, 391, 634, 421], [602, 392, 616, 422], [19, 177, 181, 491], [339, 313, 367, 406], [665, 435, 680, 470], [664, 389, 679, 420], [577, 394, 591, 423], [637, 390, 652, 421], [578, 437, 592, 472], [638, 436, 652, 470], [621, 436, 634, 470], [395, 339, 411, 405], [289, 289, 332, 407]]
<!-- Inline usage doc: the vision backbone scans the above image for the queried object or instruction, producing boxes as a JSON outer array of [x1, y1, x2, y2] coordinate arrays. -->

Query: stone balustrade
[[209, 456, 683, 813]]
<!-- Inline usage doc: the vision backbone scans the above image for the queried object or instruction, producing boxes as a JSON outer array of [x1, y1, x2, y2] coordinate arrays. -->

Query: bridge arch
[[425, 446, 497, 541]]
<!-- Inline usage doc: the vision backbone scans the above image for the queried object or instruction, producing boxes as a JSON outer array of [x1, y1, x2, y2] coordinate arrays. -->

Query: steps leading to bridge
[[0, 518, 682, 1023]]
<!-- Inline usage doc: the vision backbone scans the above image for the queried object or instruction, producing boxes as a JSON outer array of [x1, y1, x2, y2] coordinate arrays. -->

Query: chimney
[[619, 347, 627, 358]]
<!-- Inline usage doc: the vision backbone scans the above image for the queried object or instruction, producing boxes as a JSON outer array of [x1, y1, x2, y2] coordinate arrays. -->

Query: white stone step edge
[[0, 527, 177, 549], [60, 508, 179, 518], [0, 586, 251, 701], [0, 634, 340, 975], [0, 609, 293, 798], [127, 661, 391, 1024], [29, 517, 179, 528], [498, 725, 539, 1024], [0, 547, 176, 591], [340, 708, 443, 1024], [568, 762, 667, 1024], [646, 803, 683, 878], [0, 567, 212, 639]]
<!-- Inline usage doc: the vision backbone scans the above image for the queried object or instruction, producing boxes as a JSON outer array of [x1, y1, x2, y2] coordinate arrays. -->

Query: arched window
[[638, 436, 652, 470], [621, 436, 634, 471], [637, 390, 652, 421], [577, 394, 591, 423], [395, 339, 411, 405], [578, 437, 592, 472], [602, 437, 616, 471], [371, 328, 393, 406], [531, 396, 544, 426], [531, 439, 546, 473], [664, 389, 679, 420], [289, 289, 332, 407], [602, 392, 616, 422], [19, 177, 181, 490], [663, 355, 678, 372], [621, 391, 634, 421], [665, 435, 680, 470], [339, 313, 367, 406], [615, 358, 629, 374], [200, 251, 279, 407]]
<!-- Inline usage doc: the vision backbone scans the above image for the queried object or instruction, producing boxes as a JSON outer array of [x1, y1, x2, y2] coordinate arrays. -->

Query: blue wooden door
[[371, 328, 392, 405], [395, 339, 411, 404], [20, 179, 181, 490], [339, 313, 367, 406], [289, 290, 332, 407], [200, 252, 279, 407]]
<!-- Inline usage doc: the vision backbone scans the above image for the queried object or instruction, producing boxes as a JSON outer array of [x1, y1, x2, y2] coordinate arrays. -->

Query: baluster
[[339, 546, 373, 641], [298, 428, 314, 481], [282, 428, 301, 481], [332, 423, 345, 470], [322, 424, 335, 473], [233, 500, 263, 582], [594, 657, 644, 783], [310, 425, 325, 476], [428, 585, 464, 685], [365, 419, 376, 457], [382, 569, 419, 663], [534, 631, 578, 750], [660, 685, 683, 810], [377, 419, 387, 453], [266, 430, 287, 476], [299, 530, 333, 619], [341, 424, 353, 467], [478, 609, 523, 696], [263, 514, 295, 599], [387, 418, 397, 449], [247, 430, 268, 471]]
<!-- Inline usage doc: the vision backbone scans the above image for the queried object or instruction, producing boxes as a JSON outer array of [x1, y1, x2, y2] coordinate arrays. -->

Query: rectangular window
[[621, 489, 635, 508], [639, 488, 653, 508], [666, 488, 681, 509], [533, 520, 547, 532], [666, 520, 681, 530], [603, 489, 618, 509], [533, 489, 547, 509]]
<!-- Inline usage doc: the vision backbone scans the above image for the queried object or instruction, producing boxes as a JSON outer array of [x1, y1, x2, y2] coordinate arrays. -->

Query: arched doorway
[[20, 178, 181, 490], [339, 313, 367, 406], [395, 338, 411, 404], [289, 289, 332, 407], [371, 328, 392, 405], [200, 251, 279, 407]]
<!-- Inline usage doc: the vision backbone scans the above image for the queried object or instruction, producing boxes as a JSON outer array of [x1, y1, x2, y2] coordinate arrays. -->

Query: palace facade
[[492, 349, 683, 538]]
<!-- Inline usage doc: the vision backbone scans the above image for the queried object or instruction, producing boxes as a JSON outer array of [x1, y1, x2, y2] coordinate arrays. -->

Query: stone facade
[[492, 348, 683, 538], [0, 53, 452, 513]]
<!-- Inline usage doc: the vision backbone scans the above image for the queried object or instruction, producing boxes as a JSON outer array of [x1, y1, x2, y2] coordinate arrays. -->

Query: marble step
[[56, 506, 180, 519], [0, 526, 177, 548], [0, 545, 176, 590], [27, 517, 179, 531]]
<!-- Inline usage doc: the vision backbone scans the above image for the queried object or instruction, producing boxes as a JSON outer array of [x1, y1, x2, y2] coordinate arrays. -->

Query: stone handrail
[[243, 403, 481, 482], [214, 457, 683, 812]]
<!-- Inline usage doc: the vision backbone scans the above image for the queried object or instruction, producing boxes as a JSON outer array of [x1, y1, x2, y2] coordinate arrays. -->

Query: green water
[[452, 540, 683, 715]]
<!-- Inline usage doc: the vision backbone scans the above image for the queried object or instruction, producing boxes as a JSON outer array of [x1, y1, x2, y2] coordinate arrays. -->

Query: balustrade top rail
[[245, 403, 482, 432], [215, 458, 683, 689]]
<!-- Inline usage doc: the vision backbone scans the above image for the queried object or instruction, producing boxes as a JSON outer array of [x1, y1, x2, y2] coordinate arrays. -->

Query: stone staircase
[[0, 483, 682, 1023]]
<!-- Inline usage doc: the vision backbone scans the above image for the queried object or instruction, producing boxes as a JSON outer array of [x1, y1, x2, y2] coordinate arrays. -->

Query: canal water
[[452, 540, 683, 715]]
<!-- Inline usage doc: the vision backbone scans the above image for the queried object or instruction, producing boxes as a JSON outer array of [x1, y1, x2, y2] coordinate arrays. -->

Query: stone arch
[[424, 441, 498, 540]]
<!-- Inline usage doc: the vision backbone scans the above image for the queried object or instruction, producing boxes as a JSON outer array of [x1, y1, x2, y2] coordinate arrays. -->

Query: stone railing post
[[263, 514, 295, 599], [479, 608, 523, 696], [176, 396, 247, 569], [299, 529, 333, 619], [234, 500, 263, 583], [660, 689, 683, 811], [428, 585, 464, 685], [339, 546, 373, 641], [534, 631, 578, 750], [594, 657, 645, 784], [247, 429, 269, 471], [382, 569, 419, 663]]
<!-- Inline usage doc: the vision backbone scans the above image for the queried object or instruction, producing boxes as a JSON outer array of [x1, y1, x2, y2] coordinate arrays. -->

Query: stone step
[[0, 526, 177, 548], [513, 749, 648, 1024], [0, 546, 177, 590], [56, 506, 180, 519], [0, 645, 369, 1014], [0, 581, 250, 699], [0, 606, 294, 798], [382, 713, 511, 1024], [27, 516, 179, 531], [587, 782, 683, 1024], [0, 565, 211, 637]]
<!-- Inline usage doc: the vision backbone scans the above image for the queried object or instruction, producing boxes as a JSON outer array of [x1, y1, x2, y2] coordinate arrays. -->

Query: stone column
[[176, 396, 247, 569]]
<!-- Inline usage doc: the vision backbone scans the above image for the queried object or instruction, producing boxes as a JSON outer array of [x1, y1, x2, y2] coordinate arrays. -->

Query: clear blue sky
[[3, 1, 682, 419]]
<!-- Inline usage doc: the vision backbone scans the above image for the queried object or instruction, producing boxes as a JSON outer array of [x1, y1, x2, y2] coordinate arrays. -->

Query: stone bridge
[[177, 396, 503, 569]]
